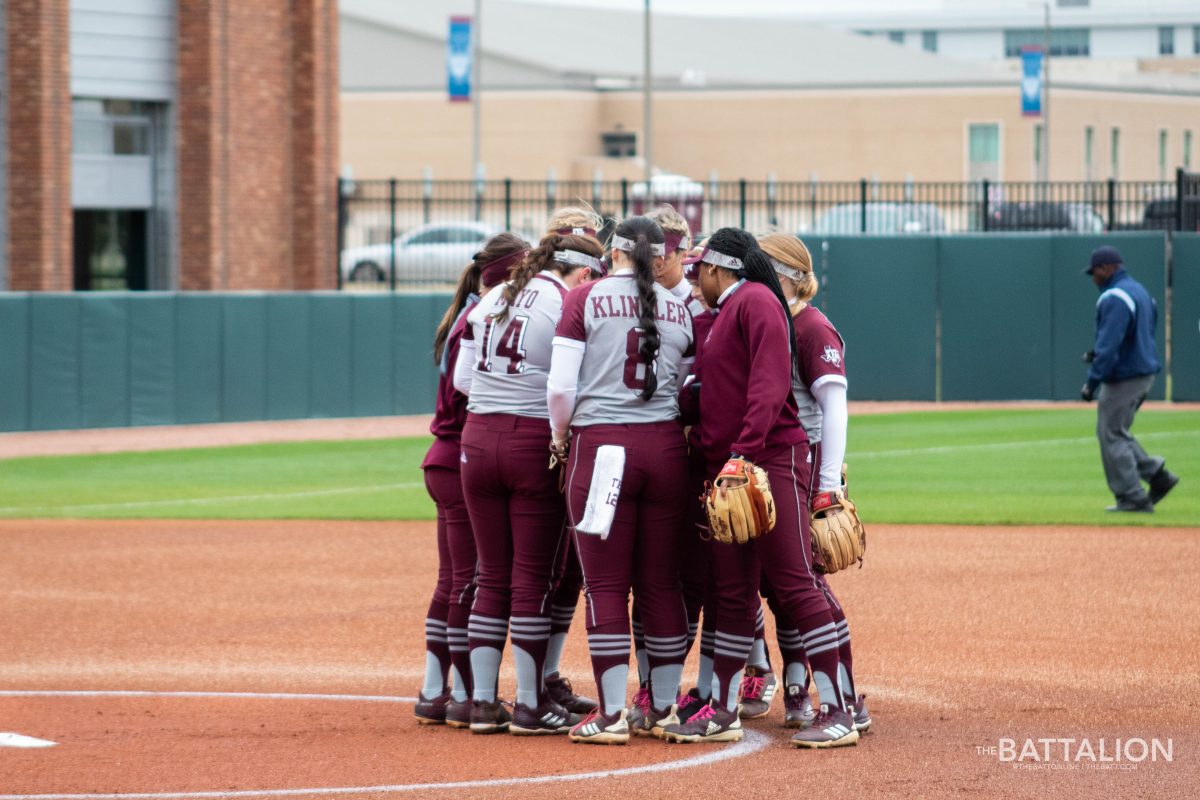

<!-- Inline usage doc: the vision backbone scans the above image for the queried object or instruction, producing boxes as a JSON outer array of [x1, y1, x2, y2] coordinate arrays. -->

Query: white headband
[[700, 247, 744, 271], [770, 258, 800, 280], [611, 234, 666, 256], [554, 249, 605, 272]]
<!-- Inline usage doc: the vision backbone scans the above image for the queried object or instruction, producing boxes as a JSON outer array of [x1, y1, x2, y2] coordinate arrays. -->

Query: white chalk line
[[0, 732, 57, 748], [0, 691, 417, 704], [0, 483, 424, 515], [852, 430, 1198, 459], [0, 689, 771, 799]]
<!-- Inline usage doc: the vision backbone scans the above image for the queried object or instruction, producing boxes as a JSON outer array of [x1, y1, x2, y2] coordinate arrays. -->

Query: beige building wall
[[341, 87, 1200, 183]]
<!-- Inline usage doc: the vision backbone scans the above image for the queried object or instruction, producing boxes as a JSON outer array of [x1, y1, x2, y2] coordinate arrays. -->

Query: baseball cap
[[1084, 245, 1123, 274], [682, 248, 705, 282]]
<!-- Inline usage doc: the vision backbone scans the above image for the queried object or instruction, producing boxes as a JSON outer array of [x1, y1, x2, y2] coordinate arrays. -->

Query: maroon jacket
[[421, 300, 477, 471], [678, 308, 715, 429], [694, 281, 806, 465]]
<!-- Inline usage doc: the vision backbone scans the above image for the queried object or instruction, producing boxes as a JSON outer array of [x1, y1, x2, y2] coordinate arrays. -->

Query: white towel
[[576, 445, 625, 540]]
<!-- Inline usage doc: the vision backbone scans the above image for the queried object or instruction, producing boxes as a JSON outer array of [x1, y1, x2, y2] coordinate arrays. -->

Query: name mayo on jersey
[[465, 273, 568, 419], [588, 293, 691, 326]]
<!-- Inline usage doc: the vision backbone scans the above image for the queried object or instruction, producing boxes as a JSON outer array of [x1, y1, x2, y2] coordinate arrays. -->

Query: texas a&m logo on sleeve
[[820, 345, 842, 367]]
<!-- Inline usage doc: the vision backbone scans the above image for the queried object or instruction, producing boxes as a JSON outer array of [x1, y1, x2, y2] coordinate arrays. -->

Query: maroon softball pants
[[460, 413, 570, 622]]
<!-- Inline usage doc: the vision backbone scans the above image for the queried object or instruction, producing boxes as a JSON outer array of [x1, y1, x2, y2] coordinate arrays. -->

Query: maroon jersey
[[694, 281, 806, 464], [791, 304, 847, 444], [422, 300, 476, 470]]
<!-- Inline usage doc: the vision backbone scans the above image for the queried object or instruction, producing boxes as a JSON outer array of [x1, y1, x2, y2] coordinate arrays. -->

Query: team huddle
[[415, 204, 868, 749]]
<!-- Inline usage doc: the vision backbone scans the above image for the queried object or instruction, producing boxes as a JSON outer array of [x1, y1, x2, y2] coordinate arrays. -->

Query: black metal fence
[[337, 169, 1200, 287]]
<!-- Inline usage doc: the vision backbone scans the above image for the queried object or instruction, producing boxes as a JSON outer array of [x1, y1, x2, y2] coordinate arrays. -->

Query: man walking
[[1081, 246, 1179, 513]]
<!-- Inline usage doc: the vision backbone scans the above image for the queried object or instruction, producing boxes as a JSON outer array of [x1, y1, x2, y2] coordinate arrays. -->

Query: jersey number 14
[[477, 315, 528, 374]]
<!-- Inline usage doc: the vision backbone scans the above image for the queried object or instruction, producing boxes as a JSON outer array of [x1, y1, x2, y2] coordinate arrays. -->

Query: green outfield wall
[[1, 233, 1195, 432], [1172, 234, 1200, 402], [0, 293, 442, 432]]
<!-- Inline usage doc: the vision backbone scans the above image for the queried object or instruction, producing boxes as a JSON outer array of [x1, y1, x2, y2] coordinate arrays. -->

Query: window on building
[[1110, 127, 1120, 180], [1185, 130, 1193, 170], [887, 30, 905, 44], [922, 30, 938, 52], [1194, 25, 1200, 54], [601, 130, 637, 158], [1159, 130, 1169, 181], [72, 99, 152, 156], [72, 210, 147, 291], [1084, 126, 1094, 180], [1159, 27, 1175, 56], [1004, 28, 1090, 57], [968, 123, 1002, 182]]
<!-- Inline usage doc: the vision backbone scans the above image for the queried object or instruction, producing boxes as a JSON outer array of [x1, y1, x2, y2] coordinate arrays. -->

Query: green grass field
[[1, 409, 1196, 526]]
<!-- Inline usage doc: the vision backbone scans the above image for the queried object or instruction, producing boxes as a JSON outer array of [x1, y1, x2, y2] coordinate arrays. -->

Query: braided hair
[[613, 216, 665, 401], [433, 232, 526, 363], [493, 232, 602, 323], [704, 227, 799, 378]]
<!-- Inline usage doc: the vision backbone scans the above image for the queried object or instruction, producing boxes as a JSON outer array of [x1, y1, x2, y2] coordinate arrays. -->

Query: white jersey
[[555, 274, 694, 426], [464, 272, 568, 418]]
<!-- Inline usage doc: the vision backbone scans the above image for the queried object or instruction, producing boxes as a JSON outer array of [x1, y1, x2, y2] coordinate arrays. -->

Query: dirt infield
[[2, 519, 1196, 799]]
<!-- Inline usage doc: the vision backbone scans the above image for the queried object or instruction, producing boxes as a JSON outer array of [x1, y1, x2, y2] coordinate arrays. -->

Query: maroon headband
[[479, 249, 528, 288], [555, 226, 597, 239], [663, 231, 687, 254]]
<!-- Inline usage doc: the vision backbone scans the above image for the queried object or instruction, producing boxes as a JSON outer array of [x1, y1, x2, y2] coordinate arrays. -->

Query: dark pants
[[1097, 375, 1163, 502], [461, 413, 570, 622]]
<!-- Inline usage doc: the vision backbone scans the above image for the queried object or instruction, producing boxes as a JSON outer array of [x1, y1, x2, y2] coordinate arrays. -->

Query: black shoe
[[1149, 468, 1180, 505], [1106, 497, 1153, 513]]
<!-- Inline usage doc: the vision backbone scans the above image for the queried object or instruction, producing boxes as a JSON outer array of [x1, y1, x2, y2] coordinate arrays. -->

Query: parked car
[[985, 202, 1104, 233], [340, 221, 502, 283], [1113, 197, 1200, 232], [810, 202, 947, 235]]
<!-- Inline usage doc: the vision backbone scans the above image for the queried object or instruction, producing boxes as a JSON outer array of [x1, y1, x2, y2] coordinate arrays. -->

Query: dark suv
[[985, 202, 1104, 233]]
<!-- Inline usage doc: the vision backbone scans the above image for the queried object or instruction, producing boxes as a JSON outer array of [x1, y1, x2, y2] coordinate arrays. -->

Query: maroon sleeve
[[555, 282, 593, 341], [692, 310, 714, 359], [794, 307, 846, 388], [730, 292, 795, 461]]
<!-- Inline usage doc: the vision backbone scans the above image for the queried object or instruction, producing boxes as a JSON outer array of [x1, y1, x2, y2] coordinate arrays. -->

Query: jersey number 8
[[623, 327, 658, 392]]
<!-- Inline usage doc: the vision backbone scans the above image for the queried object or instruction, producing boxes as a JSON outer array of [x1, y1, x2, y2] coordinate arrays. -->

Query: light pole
[[1040, 1, 1050, 184], [643, 0, 653, 203], [472, 0, 483, 191]]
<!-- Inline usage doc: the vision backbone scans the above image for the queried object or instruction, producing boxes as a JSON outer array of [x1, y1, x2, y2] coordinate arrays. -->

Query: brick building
[[1, 0, 339, 291]]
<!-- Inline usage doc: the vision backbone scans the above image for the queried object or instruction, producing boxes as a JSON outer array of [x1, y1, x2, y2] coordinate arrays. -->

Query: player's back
[[465, 273, 568, 418], [557, 274, 694, 426]]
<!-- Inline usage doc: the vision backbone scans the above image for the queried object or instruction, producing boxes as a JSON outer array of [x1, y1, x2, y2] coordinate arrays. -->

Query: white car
[[340, 221, 501, 284]]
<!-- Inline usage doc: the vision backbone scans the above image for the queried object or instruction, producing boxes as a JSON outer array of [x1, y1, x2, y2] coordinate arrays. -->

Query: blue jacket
[[1087, 268, 1160, 389]]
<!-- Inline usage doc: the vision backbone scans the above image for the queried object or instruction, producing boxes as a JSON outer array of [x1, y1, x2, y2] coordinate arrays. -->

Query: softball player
[[452, 231, 604, 735], [667, 241, 719, 727], [536, 207, 605, 715], [759, 232, 870, 734], [661, 227, 857, 749], [415, 233, 529, 727], [626, 205, 697, 726], [545, 215, 695, 745]]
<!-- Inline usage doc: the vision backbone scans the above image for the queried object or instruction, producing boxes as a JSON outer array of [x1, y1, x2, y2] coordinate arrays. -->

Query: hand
[[811, 488, 846, 518], [1080, 382, 1096, 402], [1082, 350, 1096, 364], [548, 437, 570, 469], [716, 455, 749, 489]]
